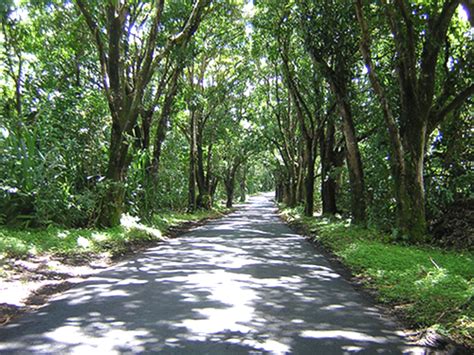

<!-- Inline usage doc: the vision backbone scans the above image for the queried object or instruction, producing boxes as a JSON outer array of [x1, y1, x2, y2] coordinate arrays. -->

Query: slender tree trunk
[[296, 154, 305, 203], [275, 170, 284, 202], [188, 110, 197, 211], [209, 176, 219, 205], [15, 58, 23, 117], [150, 65, 182, 180], [320, 120, 338, 215], [141, 111, 152, 150], [341, 108, 366, 224], [333, 85, 366, 224], [224, 167, 237, 208], [287, 178, 297, 207], [240, 165, 247, 202], [196, 132, 211, 209], [195, 110, 211, 209], [304, 139, 316, 217]]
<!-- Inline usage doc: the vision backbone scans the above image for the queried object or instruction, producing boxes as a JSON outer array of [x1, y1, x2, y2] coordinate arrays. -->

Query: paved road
[[0, 194, 420, 354]]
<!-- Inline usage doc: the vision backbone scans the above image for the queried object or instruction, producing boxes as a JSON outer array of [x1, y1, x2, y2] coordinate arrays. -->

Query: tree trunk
[[225, 181, 234, 208], [320, 120, 338, 215], [150, 65, 182, 180], [97, 122, 130, 227], [209, 176, 219, 205], [304, 139, 316, 217], [287, 178, 298, 207], [275, 170, 284, 203], [395, 110, 428, 240], [195, 111, 211, 209], [341, 111, 366, 224], [240, 165, 247, 202], [333, 85, 366, 224], [296, 153, 305, 203], [187, 110, 197, 211]]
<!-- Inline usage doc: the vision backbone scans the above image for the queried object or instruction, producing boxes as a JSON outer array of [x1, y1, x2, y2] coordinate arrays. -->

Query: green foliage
[[281, 205, 474, 347], [0, 208, 228, 259]]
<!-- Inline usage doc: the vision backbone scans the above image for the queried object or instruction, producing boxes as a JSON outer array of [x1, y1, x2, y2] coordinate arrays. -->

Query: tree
[[299, 0, 367, 223], [181, 5, 247, 210], [355, 0, 474, 240], [261, 60, 304, 207], [75, 0, 210, 226]]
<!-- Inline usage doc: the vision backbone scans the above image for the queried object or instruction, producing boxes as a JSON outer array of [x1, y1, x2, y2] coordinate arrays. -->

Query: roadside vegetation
[[281, 205, 474, 348], [0, 208, 228, 261]]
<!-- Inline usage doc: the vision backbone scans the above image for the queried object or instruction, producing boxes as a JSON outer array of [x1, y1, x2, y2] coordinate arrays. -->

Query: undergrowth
[[0, 208, 227, 259], [280, 205, 474, 348]]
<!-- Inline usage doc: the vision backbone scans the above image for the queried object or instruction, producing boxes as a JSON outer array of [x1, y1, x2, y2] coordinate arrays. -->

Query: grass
[[281, 205, 474, 348], [0, 207, 228, 260]]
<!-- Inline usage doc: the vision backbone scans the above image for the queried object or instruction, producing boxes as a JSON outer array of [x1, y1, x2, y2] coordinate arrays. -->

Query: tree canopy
[[0, 0, 472, 243]]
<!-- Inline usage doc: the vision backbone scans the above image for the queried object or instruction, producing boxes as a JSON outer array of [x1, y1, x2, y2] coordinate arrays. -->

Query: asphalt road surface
[[0, 193, 422, 354]]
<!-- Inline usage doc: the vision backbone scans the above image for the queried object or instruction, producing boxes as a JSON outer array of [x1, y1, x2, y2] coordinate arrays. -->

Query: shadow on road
[[0, 194, 421, 354]]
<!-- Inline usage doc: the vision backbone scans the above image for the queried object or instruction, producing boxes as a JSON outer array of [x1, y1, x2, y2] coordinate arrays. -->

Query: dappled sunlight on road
[[0, 194, 423, 354]]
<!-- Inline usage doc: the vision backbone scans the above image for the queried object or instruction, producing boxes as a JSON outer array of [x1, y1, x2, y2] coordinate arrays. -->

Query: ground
[[0, 217, 214, 326], [0, 194, 427, 353]]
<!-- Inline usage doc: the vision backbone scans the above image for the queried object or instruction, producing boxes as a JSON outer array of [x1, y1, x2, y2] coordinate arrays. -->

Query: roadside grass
[[0, 207, 228, 260], [280, 205, 474, 348]]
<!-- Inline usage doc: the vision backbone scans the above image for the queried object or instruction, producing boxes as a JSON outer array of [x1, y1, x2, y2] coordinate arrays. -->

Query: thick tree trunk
[[286, 179, 298, 207], [97, 122, 130, 227], [395, 113, 427, 241], [225, 182, 234, 208], [395, 158, 427, 241]]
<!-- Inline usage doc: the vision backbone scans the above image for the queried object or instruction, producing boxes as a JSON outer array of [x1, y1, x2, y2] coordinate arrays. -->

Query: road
[[0, 194, 421, 354]]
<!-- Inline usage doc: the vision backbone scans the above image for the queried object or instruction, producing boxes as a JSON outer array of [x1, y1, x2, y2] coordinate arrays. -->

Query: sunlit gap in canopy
[[459, 4, 469, 22], [243, 0, 255, 37]]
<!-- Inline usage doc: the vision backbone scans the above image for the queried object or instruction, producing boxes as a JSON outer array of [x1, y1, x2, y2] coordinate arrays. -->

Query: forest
[[0, 0, 473, 350]]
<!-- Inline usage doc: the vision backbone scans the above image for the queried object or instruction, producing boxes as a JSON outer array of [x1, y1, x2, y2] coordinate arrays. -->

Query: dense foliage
[[0, 0, 472, 245]]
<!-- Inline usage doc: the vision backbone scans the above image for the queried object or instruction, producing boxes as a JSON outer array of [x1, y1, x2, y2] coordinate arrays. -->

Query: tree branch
[[354, 0, 405, 170], [74, 0, 108, 93], [430, 83, 474, 133]]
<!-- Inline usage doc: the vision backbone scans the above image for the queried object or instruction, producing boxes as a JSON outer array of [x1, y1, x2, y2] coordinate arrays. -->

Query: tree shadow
[[0, 195, 423, 354]]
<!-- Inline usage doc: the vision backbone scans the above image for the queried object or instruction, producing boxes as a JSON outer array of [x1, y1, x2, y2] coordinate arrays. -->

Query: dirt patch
[[0, 253, 109, 325]]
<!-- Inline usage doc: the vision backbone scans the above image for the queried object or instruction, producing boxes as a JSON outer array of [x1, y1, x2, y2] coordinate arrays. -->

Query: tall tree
[[75, 0, 210, 226], [355, 0, 474, 240], [299, 0, 367, 223]]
